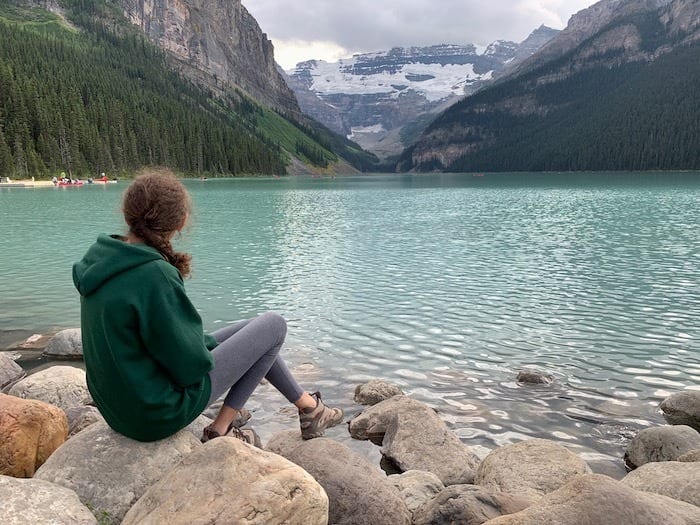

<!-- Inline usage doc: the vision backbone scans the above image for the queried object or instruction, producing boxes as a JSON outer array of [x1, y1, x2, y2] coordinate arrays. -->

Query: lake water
[[1, 172, 699, 476]]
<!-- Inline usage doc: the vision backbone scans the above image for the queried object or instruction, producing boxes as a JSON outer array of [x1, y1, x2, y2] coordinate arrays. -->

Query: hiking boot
[[201, 423, 260, 447], [299, 391, 344, 440]]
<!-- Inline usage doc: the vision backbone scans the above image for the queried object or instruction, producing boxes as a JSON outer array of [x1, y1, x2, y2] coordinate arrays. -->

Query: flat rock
[[622, 461, 700, 507], [624, 425, 700, 470], [413, 484, 533, 525], [271, 435, 411, 525], [349, 395, 480, 485], [0, 393, 68, 477], [0, 475, 97, 525], [475, 438, 591, 500], [660, 391, 700, 432], [388, 470, 445, 516], [354, 379, 404, 405], [34, 421, 200, 524], [43, 328, 83, 359], [483, 474, 700, 525], [8, 365, 92, 411], [0, 353, 25, 391], [122, 437, 328, 525]]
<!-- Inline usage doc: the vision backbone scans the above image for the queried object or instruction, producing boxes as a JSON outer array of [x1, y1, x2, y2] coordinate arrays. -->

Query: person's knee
[[261, 311, 287, 340]]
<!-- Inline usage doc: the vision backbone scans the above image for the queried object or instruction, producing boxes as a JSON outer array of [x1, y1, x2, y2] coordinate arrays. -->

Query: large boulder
[[349, 395, 480, 485], [475, 439, 591, 500], [624, 425, 700, 469], [0, 353, 25, 391], [43, 328, 83, 359], [34, 421, 200, 524], [0, 475, 97, 525], [122, 437, 328, 525], [270, 434, 411, 525], [354, 380, 404, 405], [8, 365, 92, 410], [388, 470, 445, 516], [483, 474, 700, 525], [413, 484, 533, 525], [0, 393, 68, 477], [622, 461, 700, 507], [660, 391, 700, 432]]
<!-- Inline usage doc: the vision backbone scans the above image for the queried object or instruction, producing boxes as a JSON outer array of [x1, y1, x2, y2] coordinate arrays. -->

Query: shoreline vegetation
[[1, 330, 699, 524]]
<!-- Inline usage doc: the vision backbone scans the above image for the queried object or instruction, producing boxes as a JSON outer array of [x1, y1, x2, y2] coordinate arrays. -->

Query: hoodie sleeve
[[138, 262, 214, 388]]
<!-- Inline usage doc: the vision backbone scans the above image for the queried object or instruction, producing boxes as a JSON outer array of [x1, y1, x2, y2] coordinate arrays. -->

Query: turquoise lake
[[1, 172, 699, 475]]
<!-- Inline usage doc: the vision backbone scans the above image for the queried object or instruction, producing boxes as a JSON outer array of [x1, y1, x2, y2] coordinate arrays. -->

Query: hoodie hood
[[73, 234, 165, 296]]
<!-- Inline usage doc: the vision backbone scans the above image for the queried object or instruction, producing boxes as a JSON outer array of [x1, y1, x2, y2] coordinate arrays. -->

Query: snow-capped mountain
[[285, 26, 559, 159]]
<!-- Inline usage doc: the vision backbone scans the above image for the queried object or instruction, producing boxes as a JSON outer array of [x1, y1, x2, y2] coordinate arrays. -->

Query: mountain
[[285, 26, 559, 160], [401, 0, 700, 172], [0, 0, 379, 177]]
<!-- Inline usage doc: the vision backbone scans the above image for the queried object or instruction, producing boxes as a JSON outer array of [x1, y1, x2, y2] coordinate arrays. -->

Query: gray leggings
[[206, 311, 304, 410]]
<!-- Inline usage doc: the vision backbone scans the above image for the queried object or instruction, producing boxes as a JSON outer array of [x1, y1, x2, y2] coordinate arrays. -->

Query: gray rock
[[349, 395, 480, 485], [184, 413, 212, 440], [8, 365, 92, 411], [660, 391, 700, 432], [34, 421, 200, 524], [122, 437, 328, 525], [0, 475, 97, 525], [0, 353, 24, 392], [273, 436, 411, 525], [475, 438, 591, 500], [266, 428, 306, 456], [622, 461, 700, 507], [43, 328, 83, 359], [624, 425, 700, 470], [388, 470, 445, 516], [515, 370, 553, 385], [677, 450, 700, 462], [64, 405, 104, 437], [484, 474, 700, 525], [413, 484, 533, 525], [354, 380, 404, 405]]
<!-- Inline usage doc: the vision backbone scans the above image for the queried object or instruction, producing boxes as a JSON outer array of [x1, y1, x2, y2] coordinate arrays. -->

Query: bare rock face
[[122, 437, 329, 525], [34, 421, 201, 524], [622, 461, 700, 507], [270, 436, 411, 525], [349, 395, 481, 485], [484, 473, 700, 525], [0, 475, 97, 525], [475, 438, 591, 500], [8, 365, 92, 411], [0, 394, 68, 477], [115, 0, 301, 118], [412, 484, 534, 525], [624, 425, 700, 469]]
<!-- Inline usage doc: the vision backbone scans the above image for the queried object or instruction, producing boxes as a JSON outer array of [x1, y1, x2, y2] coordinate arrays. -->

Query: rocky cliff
[[114, 0, 301, 118]]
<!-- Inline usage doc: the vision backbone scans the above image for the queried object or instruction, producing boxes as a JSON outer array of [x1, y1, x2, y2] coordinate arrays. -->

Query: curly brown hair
[[122, 170, 193, 277]]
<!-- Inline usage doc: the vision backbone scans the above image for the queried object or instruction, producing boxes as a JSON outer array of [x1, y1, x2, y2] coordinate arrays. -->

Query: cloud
[[243, 0, 598, 68]]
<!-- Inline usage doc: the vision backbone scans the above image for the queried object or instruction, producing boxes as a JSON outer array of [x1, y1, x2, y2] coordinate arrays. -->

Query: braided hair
[[122, 171, 192, 277]]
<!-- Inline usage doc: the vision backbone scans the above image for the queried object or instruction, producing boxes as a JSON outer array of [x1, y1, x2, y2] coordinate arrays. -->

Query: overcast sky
[[242, 0, 600, 69]]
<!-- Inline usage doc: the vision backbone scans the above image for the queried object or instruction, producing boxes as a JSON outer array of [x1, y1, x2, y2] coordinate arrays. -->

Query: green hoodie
[[73, 234, 215, 441]]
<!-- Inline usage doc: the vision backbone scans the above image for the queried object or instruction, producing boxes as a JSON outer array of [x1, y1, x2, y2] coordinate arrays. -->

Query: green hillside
[[401, 13, 700, 172], [0, 2, 377, 178]]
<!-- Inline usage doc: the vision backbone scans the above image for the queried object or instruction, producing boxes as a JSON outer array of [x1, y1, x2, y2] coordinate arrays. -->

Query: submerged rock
[[475, 438, 591, 500], [0, 393, 68, 477], [122, 437, 328, 525], [516, 370, 554, 385]]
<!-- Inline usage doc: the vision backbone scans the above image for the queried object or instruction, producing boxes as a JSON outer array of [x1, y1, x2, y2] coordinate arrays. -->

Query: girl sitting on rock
[[73, 170, 343, 443]]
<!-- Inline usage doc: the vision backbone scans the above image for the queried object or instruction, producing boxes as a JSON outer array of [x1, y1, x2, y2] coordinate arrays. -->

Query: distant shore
[[0, 179, 55, 188]]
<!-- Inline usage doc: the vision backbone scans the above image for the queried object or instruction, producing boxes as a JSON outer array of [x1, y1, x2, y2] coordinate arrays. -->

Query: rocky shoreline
[[1, 329, 699, 524]]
